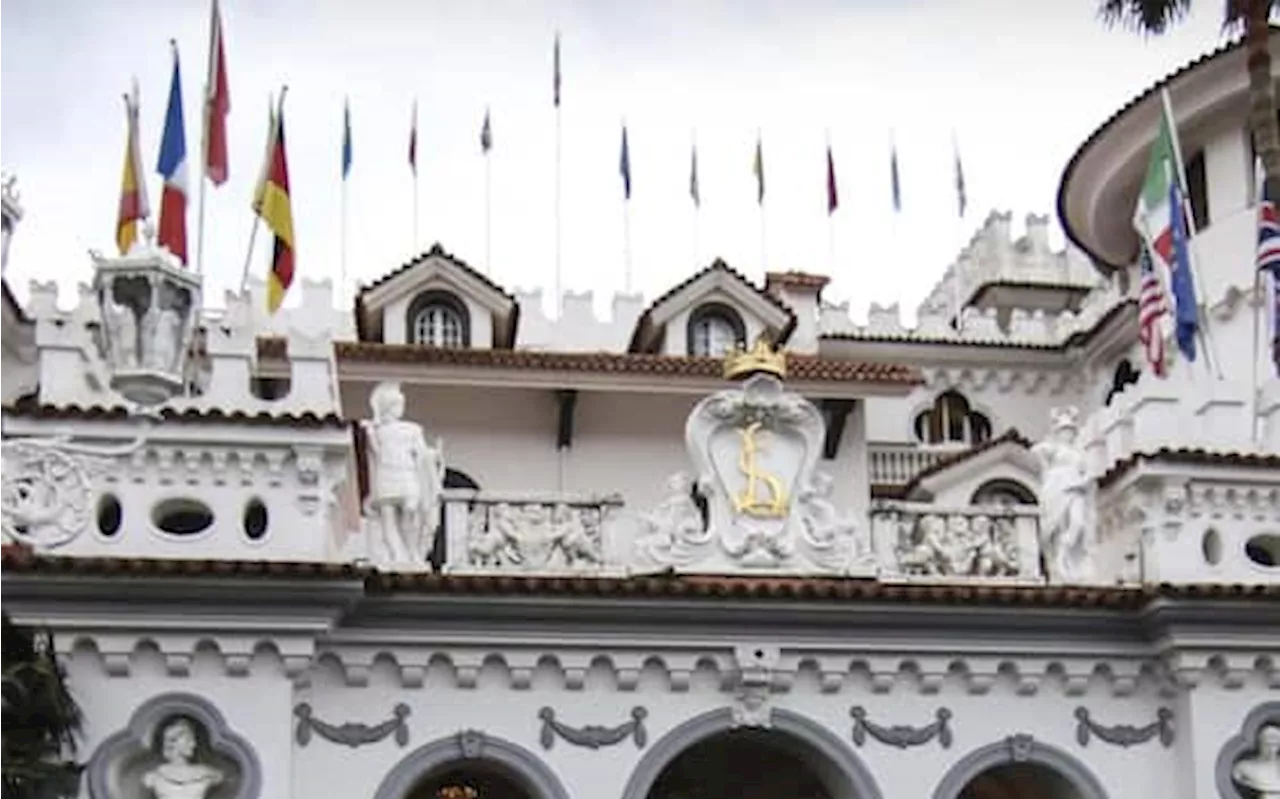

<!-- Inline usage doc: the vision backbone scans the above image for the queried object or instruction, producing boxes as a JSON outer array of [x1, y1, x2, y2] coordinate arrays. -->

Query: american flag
[[1137, 245, 1167, 377]]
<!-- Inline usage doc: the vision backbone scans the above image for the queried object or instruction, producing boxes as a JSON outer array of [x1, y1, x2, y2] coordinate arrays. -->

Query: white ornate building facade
[[4, 32, 1280, 799]]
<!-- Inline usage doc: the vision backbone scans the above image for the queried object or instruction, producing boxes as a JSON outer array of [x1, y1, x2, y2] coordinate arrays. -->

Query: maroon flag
[[826, 145, 838, 215], [204, 0, 230, 185]]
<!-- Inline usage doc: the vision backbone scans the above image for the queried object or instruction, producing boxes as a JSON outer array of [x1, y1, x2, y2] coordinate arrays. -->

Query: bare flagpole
[[554, 31, 563, 317], [485, 139, 492, 276], [412, 98, 420, 253]]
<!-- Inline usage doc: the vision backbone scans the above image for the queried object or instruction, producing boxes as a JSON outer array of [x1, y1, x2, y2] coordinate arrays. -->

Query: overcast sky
[[2, 0, 1228, 323]]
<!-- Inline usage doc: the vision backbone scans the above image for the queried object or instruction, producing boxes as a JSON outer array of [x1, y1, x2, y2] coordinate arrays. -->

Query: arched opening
[[932, 736, 1108, 799], [405, 760, 535, 799], [956, 762, 1081, 799], [373, 732, 568, 799], [913, 390, 992, 446], [647, 728, 835, 799], [407, 290, 470, 348], [623, 709, 881, 799], [687, 302, 746, 357], [971, 478, 1037, 508]]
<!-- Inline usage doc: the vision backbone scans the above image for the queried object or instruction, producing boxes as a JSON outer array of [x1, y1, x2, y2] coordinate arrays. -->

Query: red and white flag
[[204, 0, 230, 185], [1136, 245, 1168, 377]]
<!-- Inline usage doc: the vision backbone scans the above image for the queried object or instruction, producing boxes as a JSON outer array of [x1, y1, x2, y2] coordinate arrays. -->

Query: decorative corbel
[[555, 389, 578, 450], [851, 706, 952, 749], [537, 706, 647, 750], [820, 399, 856, 460], [1074, 707, 1174, 748]]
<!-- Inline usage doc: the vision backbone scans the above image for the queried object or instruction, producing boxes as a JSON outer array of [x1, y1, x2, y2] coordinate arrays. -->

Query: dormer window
[[913, 390, 992, 446], [688, 303, 746, 357], [407, 290, 470, 348]]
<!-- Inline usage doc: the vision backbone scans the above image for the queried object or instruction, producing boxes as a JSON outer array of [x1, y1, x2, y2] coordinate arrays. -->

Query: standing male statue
[[362, 382, 445, 568], [1032, 406, 1097, 584]]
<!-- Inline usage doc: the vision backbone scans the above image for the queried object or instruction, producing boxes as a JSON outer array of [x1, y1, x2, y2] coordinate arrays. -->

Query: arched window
[[687, 303, 746, 357], [913, 390, 992, 446], [971, 478, 1037, 507], [407, 290, 469, 348]]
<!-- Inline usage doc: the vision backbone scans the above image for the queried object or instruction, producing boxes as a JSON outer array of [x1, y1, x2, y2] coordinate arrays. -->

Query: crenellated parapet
[[513, 288, 645, 352], [821, 211, 1111, 347]]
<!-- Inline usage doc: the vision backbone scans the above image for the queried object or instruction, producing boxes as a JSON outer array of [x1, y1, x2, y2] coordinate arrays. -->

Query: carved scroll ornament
[[850, 706, 952, 749], [1, 435, 145, 549], [537, 706, 647, 750], [1075, 706, 1174, 748], [293, 703, 410, 749]]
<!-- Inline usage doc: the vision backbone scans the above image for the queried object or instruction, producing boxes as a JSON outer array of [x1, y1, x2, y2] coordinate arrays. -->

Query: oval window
[[243, 498, 268, 541], [97, 494, 123, 537], [1245, 534, 1280, 568], [152, 498, 215, 536], [1201, 528, 1222, 566]]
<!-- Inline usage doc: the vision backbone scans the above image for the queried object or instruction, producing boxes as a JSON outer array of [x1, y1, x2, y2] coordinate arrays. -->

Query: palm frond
[[1098, 0, 1195, 34]]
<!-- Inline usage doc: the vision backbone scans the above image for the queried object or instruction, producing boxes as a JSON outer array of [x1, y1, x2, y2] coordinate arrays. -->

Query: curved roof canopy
[[1057, 31, 1277, 271]]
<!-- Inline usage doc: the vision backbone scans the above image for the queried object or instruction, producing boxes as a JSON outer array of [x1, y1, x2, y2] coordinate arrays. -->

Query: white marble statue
[[1032, 407, 1097, 584], [103, 298, 138, 369], [795, 471, 864, 569], [1233, 724, 1280, 799], [146, 304, 183, 372], [362, 382, 444, 568], [141, 718, 224, 799], [636, 472, 711, 567]]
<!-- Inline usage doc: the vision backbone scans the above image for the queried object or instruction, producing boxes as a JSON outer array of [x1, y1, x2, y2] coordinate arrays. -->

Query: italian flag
[[1133, 89, 1199, 363], [1133, 100, 1179, 268]]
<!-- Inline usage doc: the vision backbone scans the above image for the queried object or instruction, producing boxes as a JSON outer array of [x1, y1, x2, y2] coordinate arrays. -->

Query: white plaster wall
[[513, 290, 644, 353], [65, 649, 295, 799], [924, 460, 1040, 507], [1172, 680, 1277, 799], [290, 652, 1180, 799], [865, 380, 1081, 448]]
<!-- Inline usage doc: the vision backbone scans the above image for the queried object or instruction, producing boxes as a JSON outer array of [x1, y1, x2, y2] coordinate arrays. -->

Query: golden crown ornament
[[723, 335, 787, 381]]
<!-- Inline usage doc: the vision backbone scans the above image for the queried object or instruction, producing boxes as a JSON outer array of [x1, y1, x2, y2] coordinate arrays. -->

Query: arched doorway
[[405, 760, 534, 799], [933, 736, 1108, 799], [622, 708, 882, 799], [648, 727, 833, 799], [373, 732, 569, 799], [956, 762, 1082, 799]]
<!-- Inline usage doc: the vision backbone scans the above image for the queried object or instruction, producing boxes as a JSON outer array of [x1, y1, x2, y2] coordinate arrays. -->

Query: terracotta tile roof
[[2, 398, 346, 428], [357, 242, 515, 303], [4, 551, 1278, 608], [629, 259, 798, 352], [256, 338, 923, 386], [766, 271, 831, 291], [901, 429, 1033, 494], [1057, 29, 1275, 268], [1099, 447, 1280, 489]]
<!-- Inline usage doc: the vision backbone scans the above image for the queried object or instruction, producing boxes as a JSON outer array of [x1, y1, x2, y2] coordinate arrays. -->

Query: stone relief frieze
[[850, 706, 953, 749], [293, 702, 410, 749], [466, 499, 609, 571], [537, 706, 647, 750], [634, 372, 871, 575], [878, 508, 1024, 578], [1074, 706, 1173, 748], [2, 435, 146, 550]]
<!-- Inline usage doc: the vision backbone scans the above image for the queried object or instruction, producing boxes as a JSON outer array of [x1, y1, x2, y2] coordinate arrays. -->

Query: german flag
[[257, 97, 294, 313]]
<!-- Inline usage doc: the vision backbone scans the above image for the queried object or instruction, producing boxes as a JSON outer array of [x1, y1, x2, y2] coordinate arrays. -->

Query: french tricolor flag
[[156, 43, 189, 265]]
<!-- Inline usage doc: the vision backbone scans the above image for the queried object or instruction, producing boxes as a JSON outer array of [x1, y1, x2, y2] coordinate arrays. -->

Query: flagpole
[[623, 200, 632, 294], [240, 88, 281, 295], [1161, 88, 1222, 379], [196, 92, 209, 275], [1252, 268, 1263, 444], [554, 90, 563, 316], [691, 131, 700, 270], [485, 140, 492, 276], [826, 130, 835, 277]]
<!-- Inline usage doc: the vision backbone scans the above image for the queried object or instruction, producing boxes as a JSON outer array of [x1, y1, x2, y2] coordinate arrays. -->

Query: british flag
[[1137, 245, 1168, 377]]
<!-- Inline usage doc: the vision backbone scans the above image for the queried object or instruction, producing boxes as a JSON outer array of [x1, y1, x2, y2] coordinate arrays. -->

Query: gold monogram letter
[[733, 421, 789, 518]]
